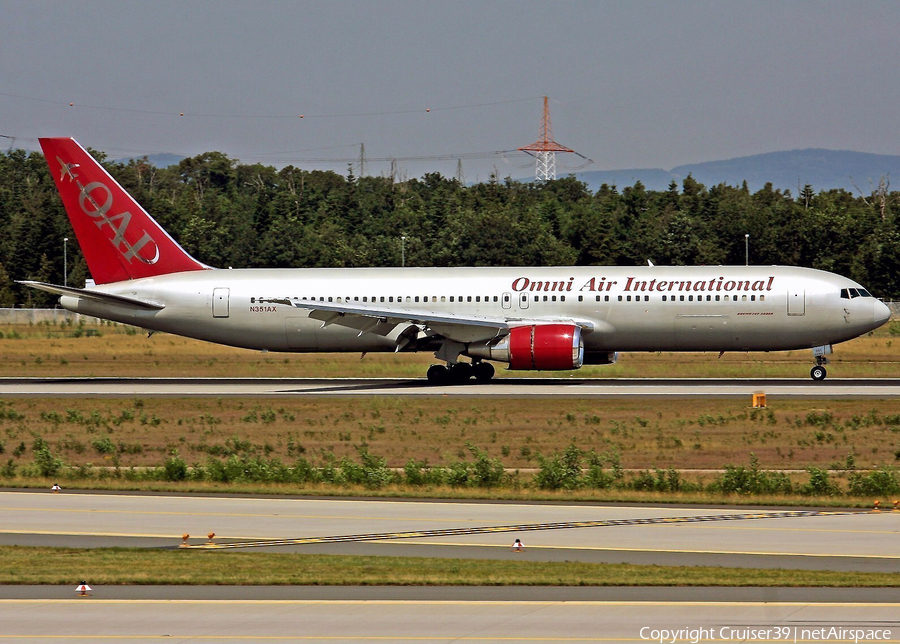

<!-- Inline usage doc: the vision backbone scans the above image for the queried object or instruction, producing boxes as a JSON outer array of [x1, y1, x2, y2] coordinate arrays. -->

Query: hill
[[575, 149, 900, 194]]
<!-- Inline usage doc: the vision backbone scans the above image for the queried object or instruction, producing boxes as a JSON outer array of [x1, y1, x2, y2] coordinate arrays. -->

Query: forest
[[0, 146, 898, 307]]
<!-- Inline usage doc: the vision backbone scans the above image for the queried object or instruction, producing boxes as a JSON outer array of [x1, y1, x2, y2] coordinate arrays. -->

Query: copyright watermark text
[[639, 626, 892, 643]]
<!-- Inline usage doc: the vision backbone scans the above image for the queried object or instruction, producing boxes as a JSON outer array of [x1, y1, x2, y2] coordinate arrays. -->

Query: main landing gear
[[426, 360, 494, 385]]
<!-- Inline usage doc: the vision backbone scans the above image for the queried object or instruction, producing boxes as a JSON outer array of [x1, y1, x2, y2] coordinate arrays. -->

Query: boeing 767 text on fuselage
[[22, 138, 891, 383]]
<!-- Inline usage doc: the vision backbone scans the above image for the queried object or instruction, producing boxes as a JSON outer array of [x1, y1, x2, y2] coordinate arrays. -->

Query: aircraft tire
[[473, 361, 495, 382], [810, 365, 827, 381], [449, 362, 474, 383], [427, 364, 449, 384]]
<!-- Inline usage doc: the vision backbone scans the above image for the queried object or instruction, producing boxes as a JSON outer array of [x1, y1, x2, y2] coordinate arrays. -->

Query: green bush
[[535, 444, 583, 490], [711, 454, 794, 495], [163, 454, 188, 481], [92, 437, 116, 455], [848, 467, 900, 497], [800, 467, 841, 496]]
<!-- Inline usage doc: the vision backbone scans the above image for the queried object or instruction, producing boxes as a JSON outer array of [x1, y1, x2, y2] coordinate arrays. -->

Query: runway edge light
[[75, 581, 92, 597]]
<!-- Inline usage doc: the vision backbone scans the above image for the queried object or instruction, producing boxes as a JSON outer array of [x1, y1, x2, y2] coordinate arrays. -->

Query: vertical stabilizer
[[39, 137, 208, 284]]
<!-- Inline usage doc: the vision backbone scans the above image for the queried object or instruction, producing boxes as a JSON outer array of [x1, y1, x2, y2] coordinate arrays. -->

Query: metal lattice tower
[[518, 96, 579, 182]]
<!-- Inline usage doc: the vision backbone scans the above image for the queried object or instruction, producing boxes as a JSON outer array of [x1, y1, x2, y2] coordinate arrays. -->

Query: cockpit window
[[841, 287, 873, 299]]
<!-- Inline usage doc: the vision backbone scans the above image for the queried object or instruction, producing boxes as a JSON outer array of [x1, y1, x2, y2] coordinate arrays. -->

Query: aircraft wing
[[260, 297, 597, 344]]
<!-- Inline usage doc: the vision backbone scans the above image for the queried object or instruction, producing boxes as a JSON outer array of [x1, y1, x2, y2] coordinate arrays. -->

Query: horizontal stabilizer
[[18, 281, 165, 310]]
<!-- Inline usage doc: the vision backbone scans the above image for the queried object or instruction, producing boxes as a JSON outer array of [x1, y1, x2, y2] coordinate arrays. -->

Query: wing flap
[[259, 298, 603, 344]]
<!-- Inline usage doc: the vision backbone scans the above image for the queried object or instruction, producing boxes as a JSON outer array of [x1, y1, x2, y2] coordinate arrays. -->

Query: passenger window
[[626, 296, 631, 302], [715, 295, 720, 301], [380, 297, 385, 303], [662, 296, 666, 302], [604, 295, 609, 302], [493, 296, 499, 302], [618, 295, 623, 302], [742, 295, 747, 301], [578, 295, 583, 302], [732, 295, 737, 301], [441, 296, 446, 302], [680, 296, 685, 301], [760, 295, 765, 301], [328, 297, 334, 302], [450, 296, 454, 302], [467, 296, 472, 302], [476, 296, 481, 303], [561, 296, 565, 302], [415, 296, 420, 302], [543, 296, 548, 302], [751, 295, 755, 301], [534, 296, 539, 302], [595, 295, 601, 302], [645, 296, 649, 302]]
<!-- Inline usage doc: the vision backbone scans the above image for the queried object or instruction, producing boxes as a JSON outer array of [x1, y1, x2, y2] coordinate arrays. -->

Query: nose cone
[[875, 300, 892, 326]]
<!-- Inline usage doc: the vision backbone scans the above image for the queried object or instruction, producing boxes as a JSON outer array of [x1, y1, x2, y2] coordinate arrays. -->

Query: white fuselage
[[59, 265, 890, 358]]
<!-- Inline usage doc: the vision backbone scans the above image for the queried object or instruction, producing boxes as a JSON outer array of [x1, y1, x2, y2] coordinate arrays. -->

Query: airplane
[[21, 137, 891, 383]]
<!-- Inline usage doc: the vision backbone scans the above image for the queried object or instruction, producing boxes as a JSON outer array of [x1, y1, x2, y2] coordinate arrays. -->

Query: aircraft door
[[787, 290, 805, 316], [212, 288, 230, 318], [519, 292, 529, 309], [502, 292, 512, 310]]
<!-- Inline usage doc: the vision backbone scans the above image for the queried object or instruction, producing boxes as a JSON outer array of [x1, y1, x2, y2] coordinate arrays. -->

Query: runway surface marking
[[2, 599, 899, 605], [0, 636, 660, 643], [379, 538, 900, 559], [0, 504, 477, 524], [182, 509, 863, 549]]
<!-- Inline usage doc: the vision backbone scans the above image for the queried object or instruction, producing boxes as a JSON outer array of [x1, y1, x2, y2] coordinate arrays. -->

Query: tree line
[[1, 146, 898, 307]]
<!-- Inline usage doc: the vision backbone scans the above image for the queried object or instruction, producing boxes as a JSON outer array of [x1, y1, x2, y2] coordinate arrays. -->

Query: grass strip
[[0, 546, 897, 586]]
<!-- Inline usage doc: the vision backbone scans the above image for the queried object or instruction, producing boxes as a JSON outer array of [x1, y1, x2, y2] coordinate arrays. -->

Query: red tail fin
[[40, 137, 208, 284]]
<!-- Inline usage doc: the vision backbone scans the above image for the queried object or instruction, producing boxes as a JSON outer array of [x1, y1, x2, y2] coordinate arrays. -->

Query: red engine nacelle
[[507, 324, 584, 370]]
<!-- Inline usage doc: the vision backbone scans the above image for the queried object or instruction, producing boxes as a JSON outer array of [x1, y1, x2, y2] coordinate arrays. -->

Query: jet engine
[[467, 324, 584, 370]]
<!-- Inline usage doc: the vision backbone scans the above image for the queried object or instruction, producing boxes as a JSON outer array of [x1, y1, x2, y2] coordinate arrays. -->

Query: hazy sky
[[2, 0, 898, 181]]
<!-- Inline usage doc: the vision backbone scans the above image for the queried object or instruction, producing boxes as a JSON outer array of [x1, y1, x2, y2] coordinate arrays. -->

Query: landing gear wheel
[[449, 362, 474, 384], [810, 365, 827, 381], [426, 364, 448, 385], [472, 361, 495, 383]]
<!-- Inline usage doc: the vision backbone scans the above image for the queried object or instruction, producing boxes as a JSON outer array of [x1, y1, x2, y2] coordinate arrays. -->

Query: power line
[[0, 91, 542, 120]]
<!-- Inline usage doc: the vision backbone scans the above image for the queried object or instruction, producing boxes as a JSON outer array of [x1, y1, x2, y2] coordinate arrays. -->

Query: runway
[[3, 491, 899, 641], [2, 491, 898, 572], [0, 598, 898, 642], [2, 376, 900, 398]]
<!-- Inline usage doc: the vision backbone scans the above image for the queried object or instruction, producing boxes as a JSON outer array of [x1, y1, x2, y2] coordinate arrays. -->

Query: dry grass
[[2, 546, 898, 586], [0, 319, 898, 379], [1, 397, 900, 472]]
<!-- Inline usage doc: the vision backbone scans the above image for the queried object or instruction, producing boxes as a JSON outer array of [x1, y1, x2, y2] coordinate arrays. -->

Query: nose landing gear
[[810, 345, 832, 381]]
